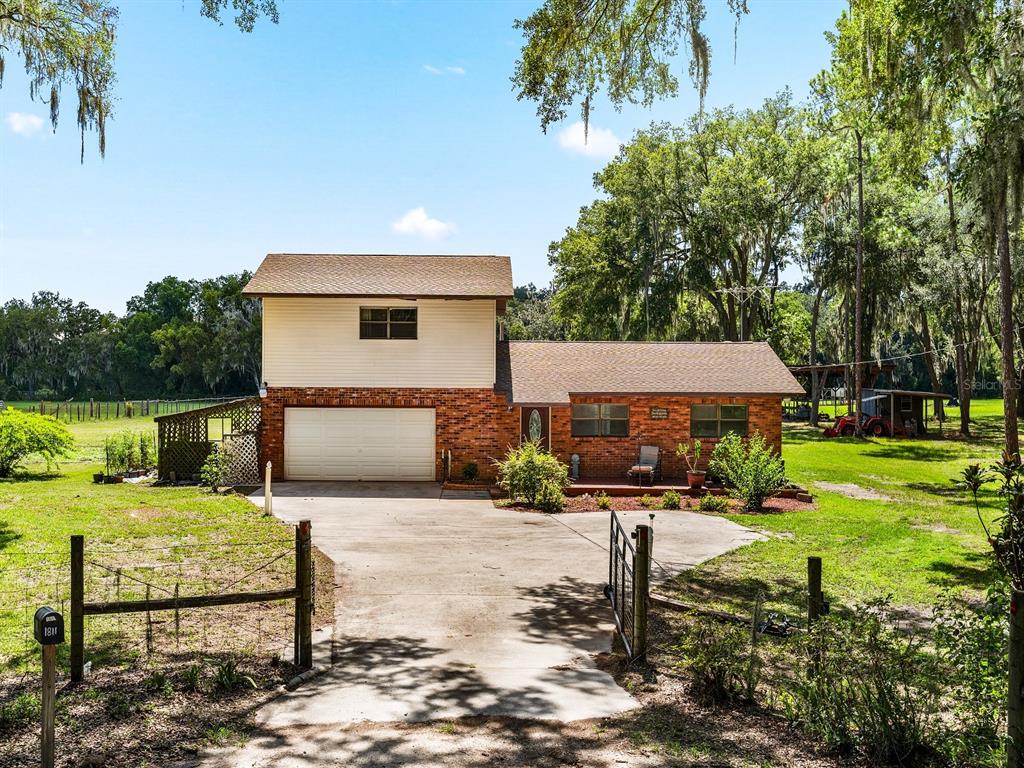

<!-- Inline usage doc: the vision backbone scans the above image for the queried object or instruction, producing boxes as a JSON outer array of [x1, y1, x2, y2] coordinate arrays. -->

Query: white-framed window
[[359, 307, 417, 339], [691, 404, 748, 438], [571, 404, 629, 437]]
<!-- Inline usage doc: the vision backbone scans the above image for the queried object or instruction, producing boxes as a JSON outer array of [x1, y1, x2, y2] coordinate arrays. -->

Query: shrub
[[104, 430, 140, 474], [200, 446, 233, 491], [661, 489, 681, 509], [639, 494, 655, 509], [933, 584, 1008, 766], [0, 692, 40, 731], [494, 439, 569, 507], [0, 410, 74, 477], [595, 491, 611, 510], [709, 432, 786, 512], [675, 615, 759, 702], [461, 462, 479, 481], [782, 601, 938, 763], [178, 663, 203, 692], [697, 494, 730, 514], [212, 658, 256, 691], [536, 479, 565, 513]]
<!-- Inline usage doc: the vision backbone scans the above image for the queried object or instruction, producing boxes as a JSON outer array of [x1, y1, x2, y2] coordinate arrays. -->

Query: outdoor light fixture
[[258, 381, 268, 398]]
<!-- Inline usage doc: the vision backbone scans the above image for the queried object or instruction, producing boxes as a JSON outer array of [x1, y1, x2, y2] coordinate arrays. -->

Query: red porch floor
[[567, 478, 724, 497]]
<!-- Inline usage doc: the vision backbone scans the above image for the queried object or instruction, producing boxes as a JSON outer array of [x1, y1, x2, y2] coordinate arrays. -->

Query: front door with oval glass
[[520, 406, 550, 450]]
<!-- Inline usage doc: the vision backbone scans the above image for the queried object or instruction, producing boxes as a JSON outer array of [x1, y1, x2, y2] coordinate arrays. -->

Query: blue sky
[[0, 0, 844, 313]]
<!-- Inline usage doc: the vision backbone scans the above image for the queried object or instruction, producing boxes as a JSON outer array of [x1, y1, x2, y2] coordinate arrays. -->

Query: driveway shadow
[[255, 481, 442, 500]]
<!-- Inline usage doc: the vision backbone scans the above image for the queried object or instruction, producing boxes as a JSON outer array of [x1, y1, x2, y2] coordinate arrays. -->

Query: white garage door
[[284, 407, 435, 481]]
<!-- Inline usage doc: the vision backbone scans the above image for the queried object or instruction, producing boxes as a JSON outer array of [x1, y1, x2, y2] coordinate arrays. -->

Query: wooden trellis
[[155, 397, 261, 483]]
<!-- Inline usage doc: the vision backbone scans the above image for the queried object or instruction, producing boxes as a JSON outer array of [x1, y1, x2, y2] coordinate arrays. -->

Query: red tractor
[[823, 413, 895, 437]]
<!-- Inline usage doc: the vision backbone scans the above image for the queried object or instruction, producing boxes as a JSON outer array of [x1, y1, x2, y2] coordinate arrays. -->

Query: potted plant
[[676, 439, 705, 489]]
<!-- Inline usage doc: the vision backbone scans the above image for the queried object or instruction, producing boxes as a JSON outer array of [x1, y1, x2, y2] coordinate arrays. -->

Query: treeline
[[506, 89, 1022, 430], [0, 274, 260, 400]]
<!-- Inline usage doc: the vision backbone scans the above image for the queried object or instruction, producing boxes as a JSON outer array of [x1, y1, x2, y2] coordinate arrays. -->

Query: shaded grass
[[668, 399, 1009, 620]]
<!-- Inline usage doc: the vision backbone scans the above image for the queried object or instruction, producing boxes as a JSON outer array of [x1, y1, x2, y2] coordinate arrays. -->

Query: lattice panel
[[157, 398, 260, 483]]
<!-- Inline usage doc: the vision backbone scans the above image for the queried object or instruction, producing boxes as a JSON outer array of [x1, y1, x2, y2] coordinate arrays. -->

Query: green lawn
[[668, 398, 1009, 619], [0, 413, 294, 671]]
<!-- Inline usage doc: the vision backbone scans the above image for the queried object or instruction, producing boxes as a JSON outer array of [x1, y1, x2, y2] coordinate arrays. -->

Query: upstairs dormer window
[[360, 307, 418, 339]]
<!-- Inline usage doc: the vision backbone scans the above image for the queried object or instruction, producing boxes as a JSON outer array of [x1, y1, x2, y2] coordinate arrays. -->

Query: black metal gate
[[604, 511, 638, 658]]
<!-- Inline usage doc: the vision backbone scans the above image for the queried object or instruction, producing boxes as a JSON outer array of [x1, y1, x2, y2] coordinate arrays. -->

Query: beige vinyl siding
[[262, 297, 496, 388]]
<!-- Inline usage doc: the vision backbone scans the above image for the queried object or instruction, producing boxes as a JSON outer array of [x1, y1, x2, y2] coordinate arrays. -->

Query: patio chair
[[627, 445, 662, 487]]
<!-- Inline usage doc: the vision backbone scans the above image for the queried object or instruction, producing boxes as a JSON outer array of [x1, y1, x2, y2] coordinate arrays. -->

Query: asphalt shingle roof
[[242, 254, 513, 298], [497, 341, 805, 404]]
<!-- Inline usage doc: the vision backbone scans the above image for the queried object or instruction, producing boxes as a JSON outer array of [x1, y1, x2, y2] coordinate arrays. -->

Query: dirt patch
[[815, 481, 892, 501], [911, 522, 964, 536], [0, 546, 337, 768], [126, 507, 169, 521]]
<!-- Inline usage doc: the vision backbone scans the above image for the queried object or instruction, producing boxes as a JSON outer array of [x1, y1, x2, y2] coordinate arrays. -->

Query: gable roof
[[497, 341, 805, 404], [242, 254, 513, 298]]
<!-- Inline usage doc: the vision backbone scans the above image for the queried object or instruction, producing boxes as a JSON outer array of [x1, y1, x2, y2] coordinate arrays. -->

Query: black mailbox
[[33, 606, 65, 645]]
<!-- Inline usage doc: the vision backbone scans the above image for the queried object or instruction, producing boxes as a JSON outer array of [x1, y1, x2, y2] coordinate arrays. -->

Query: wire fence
[[6, 396, 246, 422], [0, 532, 304, 684]]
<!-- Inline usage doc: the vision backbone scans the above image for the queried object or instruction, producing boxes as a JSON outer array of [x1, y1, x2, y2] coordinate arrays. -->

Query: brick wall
[[261, 387, 519, 481], [548, 395, 783, 481]]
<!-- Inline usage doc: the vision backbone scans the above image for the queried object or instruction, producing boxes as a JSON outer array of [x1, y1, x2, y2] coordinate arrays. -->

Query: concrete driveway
[[242, 481, 760, 729]]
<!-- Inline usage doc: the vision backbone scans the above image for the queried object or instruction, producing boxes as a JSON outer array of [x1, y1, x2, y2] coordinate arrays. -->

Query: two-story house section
[[242, 253, 805, 483], [242, 253, 517, 482]]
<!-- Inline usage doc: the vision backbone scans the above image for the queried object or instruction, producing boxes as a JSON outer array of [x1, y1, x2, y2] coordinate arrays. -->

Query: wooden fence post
[[294, 520, 313, 668], [265, 462, 273, 516], [70, 535, 84, 683], [633, 524, 651, 661], [1009, 590, 1024, 767], [807, 556, 824, 626], [41, 643, 56, 768]]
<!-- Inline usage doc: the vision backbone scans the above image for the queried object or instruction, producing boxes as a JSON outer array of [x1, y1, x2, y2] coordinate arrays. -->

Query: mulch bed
[[499, 494, 814, 515]]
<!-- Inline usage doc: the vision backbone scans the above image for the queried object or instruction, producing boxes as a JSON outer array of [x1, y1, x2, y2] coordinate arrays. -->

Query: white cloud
[[423, 64, 466, 76], [392, 207, 456, 239], [557, 121, 622, 159], [5, 112, 45, 137]]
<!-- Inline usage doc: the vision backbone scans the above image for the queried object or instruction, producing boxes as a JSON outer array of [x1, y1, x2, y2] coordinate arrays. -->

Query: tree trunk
[[919, 309, 945, 420], [809, 282, 826, 426], [997, 184, 1020, 459], [854, 130, 865, 436], [945, 151, 971, 438]]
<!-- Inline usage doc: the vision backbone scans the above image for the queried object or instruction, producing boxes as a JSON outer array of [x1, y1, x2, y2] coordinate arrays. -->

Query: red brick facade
[[260, 387, 519, 481], [549, 395, 783, 481], [261, 388, 781, 484]]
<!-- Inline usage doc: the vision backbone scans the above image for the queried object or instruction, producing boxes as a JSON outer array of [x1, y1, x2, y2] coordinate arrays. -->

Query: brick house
[[242, 254, 804, 483]]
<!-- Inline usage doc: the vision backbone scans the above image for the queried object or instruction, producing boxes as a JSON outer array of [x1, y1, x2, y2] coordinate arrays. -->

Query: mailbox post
[[34, 606, 64, 768]]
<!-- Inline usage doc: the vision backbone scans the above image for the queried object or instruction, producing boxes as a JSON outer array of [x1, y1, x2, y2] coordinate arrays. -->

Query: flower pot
[[93, 472, 105, 484], [687, 471, 706, 490]]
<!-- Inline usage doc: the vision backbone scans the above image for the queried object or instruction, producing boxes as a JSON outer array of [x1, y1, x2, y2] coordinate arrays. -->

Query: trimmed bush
[[697, 494, 730, 514], [494, 439, 569, 507], [639, 494, 655, 509], [536, 479, 565, 513], [0, 410, 74, 477], [661, 489, 682, 509], [709, 432, 786, 512], [595, 490, 611, 510]]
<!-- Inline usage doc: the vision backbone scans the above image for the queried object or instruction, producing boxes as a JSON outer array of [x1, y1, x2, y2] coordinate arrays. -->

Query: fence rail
[[8, 396, 246, 422], [67, 521, 314, 682]]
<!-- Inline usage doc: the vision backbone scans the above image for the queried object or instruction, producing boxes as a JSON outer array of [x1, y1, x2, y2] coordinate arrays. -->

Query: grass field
[[668, 398, 1009, 619], [0, 413, 299, 672]]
